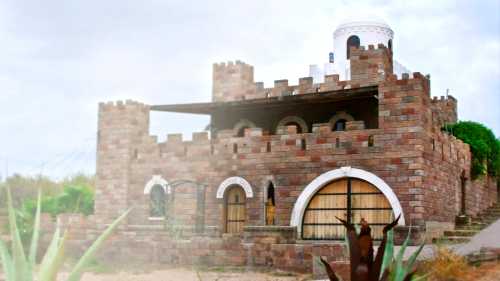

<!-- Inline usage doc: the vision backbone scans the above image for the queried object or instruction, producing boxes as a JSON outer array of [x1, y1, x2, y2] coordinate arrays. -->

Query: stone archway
[[290, 167, 405, 238]]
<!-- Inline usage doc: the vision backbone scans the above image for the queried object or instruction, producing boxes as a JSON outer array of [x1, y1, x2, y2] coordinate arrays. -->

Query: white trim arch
[[290, 167, 405, 236], [276, 116, 309, 133], [216, 176, 254, 199], [144, 175, 171, 194]]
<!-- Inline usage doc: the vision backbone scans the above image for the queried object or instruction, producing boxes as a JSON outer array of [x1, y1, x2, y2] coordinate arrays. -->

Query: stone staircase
[[439, 203, 500, 244]]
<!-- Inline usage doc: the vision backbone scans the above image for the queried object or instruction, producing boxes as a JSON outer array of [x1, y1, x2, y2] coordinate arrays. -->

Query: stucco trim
[[143, 175, 170, 194], [216, 176, 254, 199], [290, 167, 405, 236]]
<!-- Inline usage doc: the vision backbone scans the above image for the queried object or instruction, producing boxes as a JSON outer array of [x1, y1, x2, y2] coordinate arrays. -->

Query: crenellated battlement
[[429, 95, 458, 129], [98, 99, 149, 111], [213, 44, 398, 102]]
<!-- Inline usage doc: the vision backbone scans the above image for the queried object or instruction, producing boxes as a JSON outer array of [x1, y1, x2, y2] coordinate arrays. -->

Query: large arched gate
[[302, 177, 394, 240]]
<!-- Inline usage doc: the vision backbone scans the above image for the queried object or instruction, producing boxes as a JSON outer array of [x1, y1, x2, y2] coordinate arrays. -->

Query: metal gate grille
[[302, 178, 393, 240]]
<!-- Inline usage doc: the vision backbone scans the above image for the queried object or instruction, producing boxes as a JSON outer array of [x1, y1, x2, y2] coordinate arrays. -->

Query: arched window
[[302, 178, 393, 240], [346, 35, 360, 59], [329, 111, 354, 131], [388, 39, 393, 51], [150, 184, 166, 218], [265, 182, 276, 225], [225, 185, 247, 233], [276, 116, 308, 134], [334, 119, 347, 131]]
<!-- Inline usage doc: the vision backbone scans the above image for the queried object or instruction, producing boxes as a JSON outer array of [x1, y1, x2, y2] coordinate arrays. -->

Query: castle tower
[[333, 19, 394, 80], [309, 17, 410, 82], [95, 100, 150, 222]]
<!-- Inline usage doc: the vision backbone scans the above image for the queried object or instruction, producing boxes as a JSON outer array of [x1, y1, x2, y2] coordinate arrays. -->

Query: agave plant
[[321, 215, 425, 281], [0, 186, 130, 281]]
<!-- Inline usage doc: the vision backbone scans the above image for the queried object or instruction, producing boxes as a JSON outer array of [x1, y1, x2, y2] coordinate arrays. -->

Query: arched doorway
[[224, 185, 246, 233], [290, 167, 405, 240], [302, 178, 393, 240]]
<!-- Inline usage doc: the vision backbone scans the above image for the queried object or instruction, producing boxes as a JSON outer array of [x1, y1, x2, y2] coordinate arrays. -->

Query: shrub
[[443, 121, 500, 179], [13, 185, 95, 249], [418, 247, 469, 281]]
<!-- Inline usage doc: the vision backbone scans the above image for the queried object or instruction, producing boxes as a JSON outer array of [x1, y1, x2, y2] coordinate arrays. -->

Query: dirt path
[[73, 267, 306, 281]]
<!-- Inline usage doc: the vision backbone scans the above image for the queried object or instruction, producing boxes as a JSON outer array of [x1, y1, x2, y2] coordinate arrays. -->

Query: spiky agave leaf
[[66, 208, 132, 281], [404, 241, 425, 275], [0, 238, 14, 281], [28, 189, 42, 267], [38, 228, 68, 281], [378, 228, 394, 279], [6, 185, 31, 281], [393, 227, 411, 281], [371, 215, 400, 281], [320, 257, 340, 281]]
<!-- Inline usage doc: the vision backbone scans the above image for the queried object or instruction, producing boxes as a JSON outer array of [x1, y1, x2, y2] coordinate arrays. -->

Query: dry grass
[[418, 247, 500, 281], [419, 247, 470, 281]]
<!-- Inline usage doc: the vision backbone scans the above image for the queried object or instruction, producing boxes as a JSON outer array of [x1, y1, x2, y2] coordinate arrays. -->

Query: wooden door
[[303, 179, 348, 239], [225, 186, 246, 233], [302, 178, 393, 240], [350, 179, 392, 240]]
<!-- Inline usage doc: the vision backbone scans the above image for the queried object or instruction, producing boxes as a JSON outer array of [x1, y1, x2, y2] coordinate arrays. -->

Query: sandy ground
[[57, 262, 500, 281], [58, 267, 308, 281]]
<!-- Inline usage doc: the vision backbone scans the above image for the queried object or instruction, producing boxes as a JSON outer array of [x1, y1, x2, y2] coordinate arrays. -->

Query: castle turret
[[95, 100, 149, 222], [309, 18, 410, 82], [212, 61, 255, 102]]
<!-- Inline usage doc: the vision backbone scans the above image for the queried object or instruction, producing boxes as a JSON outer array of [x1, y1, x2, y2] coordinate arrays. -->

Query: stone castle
[[44, 19, 497, 275]]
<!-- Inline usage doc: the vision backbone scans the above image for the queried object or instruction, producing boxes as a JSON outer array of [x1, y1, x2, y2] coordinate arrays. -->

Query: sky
[[0, 0, 499, 180]]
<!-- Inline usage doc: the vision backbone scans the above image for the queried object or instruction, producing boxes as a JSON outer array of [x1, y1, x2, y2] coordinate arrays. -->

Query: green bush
[[22, 185, 94, 217], [14, 185, 94, 249], [443, 121, 500, 179]]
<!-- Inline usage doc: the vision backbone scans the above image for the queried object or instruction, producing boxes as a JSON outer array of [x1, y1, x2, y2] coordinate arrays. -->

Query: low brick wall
[[40, 215, 351, 279]]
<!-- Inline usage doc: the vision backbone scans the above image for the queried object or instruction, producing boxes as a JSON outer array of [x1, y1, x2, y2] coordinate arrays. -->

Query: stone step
[[444, 230, 479, 237], [467, 250, 499, 264], [435, 236, 471, 244], [456, 225, 485, 231]]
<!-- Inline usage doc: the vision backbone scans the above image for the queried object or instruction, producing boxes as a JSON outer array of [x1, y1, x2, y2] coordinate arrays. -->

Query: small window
[[334, 119, 347, 131], [301, 139, 307, 150], [150, 185, 166, 218], [233, 143, 238, 154], [346, 35, 361, 59], [368, 135, 374, 147], [266, 182, 276, 225], [266, 141, 271, 153], [388, 39, 393, 51]]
